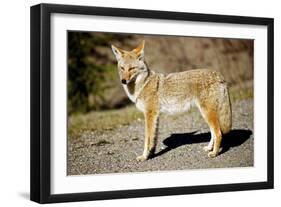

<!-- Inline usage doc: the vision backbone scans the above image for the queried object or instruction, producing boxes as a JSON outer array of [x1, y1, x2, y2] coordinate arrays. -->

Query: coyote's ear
[[133, 40, 145, 61], [111, 45, 124, 61]]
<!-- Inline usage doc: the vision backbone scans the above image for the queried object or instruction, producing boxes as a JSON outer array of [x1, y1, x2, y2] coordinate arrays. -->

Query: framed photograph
[[30, 3, 274, 203]]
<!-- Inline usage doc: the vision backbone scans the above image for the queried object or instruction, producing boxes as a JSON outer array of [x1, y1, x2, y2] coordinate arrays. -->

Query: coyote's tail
[[218, 84, 232, 134]]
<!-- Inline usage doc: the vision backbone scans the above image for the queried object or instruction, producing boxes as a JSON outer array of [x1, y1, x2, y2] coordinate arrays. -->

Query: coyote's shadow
[[154, 129, 252, 158]]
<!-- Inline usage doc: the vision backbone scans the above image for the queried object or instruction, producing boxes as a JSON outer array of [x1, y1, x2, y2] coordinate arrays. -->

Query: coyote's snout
[[112, 40, 232, 161]]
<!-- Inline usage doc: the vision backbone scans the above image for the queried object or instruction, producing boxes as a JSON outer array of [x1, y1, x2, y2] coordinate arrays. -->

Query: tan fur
[[112, 41, 232, 161]]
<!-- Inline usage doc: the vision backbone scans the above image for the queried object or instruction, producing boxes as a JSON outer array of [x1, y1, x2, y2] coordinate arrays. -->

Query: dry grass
[[229, 81, 253, 102], [68, 106, 143, 137]]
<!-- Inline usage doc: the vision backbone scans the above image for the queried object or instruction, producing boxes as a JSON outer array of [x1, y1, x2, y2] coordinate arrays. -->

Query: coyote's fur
[[111, 41, 232, 161]]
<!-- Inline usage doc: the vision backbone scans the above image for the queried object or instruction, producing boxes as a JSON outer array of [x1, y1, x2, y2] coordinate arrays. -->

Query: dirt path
[[67, 99, 253, 175]]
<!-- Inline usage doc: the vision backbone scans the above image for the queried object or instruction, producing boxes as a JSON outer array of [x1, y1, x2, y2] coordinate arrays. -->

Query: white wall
[[0, 0, 279, 206]]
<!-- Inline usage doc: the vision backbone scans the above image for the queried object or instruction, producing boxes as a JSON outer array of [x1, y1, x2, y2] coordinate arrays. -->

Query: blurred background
[[68, 32, 253, 114]]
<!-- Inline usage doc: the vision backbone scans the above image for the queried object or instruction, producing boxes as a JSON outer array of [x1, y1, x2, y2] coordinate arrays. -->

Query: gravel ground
[[67, 99, 253, 175]]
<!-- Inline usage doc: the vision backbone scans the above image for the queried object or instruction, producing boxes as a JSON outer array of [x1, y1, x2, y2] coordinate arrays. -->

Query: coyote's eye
[[120, 66, 125, 71], [128, 67, 136, 71]]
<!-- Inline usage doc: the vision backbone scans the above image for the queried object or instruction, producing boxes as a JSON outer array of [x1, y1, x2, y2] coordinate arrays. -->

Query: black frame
[[30, 3, 274, 204]]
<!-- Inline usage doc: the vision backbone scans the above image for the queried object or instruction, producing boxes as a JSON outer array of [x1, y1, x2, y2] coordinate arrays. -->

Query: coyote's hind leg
[[199, 105, 222, 158]]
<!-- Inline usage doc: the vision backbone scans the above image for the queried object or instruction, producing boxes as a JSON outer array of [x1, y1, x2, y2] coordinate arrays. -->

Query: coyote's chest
[[122, 85, 136, 102], [122, 85, 146, 112]]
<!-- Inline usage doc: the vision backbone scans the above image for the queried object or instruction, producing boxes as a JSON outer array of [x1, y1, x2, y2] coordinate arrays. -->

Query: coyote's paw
[[136, 155, 148, 162], [203, 145, 213, 152], [208, 151, 218, 158]]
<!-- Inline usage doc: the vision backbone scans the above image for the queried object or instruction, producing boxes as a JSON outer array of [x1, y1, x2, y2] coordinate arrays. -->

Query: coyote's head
[[111, 41, 147, 85]]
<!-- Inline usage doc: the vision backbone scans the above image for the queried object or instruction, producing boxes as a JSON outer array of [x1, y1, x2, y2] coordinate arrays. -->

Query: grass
[[68, 105, 143, 137], [69, 82, 253, 137], [229, 81, 253, 102]]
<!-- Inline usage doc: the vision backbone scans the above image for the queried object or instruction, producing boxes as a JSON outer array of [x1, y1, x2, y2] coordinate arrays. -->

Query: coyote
[[111, 41, 232, 161]]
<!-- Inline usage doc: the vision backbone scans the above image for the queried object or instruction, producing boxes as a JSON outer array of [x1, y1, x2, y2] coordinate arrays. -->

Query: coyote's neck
[[123, 63, 152, 103]]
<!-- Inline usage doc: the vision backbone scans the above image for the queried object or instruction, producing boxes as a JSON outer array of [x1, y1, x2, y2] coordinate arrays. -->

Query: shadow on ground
[[154, 129, 252, 158]]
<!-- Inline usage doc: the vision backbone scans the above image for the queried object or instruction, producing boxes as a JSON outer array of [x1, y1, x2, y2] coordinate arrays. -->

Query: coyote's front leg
[[136, 109, 159, 161]]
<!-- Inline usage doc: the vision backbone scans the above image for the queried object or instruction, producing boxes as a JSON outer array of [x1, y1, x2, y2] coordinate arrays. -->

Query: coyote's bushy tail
[[218, 84, 232, 134]]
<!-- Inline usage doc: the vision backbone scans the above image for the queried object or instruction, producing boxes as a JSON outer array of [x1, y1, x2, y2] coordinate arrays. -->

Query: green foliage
[[68, 33, 114, 114]]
